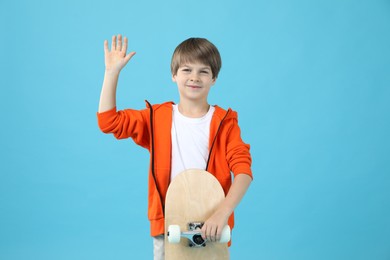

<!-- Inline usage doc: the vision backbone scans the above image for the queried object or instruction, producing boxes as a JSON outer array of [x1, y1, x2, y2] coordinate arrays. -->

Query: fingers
[[122, 36, 128, 54], [117, 34, 123, 51], [201, 224, 222, 242], [124, 51, 136, 61], [104, 40, 109, 53], [215, 228, 222, 242], [105, 34, 129, 53], [111, 35, 116, 51], [110, 34, 122, 51], [123, 51, 136, 67]]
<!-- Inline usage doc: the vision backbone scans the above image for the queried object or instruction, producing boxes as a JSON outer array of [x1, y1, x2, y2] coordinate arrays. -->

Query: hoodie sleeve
[[97, 107, 150, 149], [225, 117, 253, 179]]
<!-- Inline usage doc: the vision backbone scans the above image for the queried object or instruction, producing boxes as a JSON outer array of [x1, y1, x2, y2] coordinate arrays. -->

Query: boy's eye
[[182, 69, 190, 72], [201, 70, 209, 74]]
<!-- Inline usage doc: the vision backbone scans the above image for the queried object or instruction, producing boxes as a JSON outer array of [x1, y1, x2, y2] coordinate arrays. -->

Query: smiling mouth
[[187, 85, 202, 89]]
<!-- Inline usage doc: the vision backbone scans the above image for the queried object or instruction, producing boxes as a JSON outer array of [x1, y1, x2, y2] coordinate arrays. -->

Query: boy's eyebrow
[[181, 64, 211, 70]]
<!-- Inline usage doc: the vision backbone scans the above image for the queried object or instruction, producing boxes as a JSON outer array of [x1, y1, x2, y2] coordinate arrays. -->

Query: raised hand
[[104, 34, 136, 73], [99, 34, 136, 112]]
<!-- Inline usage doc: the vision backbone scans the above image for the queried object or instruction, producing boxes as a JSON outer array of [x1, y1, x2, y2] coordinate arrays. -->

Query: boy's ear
[[212, 77, 217, 86], [172, 74, 177, 82]]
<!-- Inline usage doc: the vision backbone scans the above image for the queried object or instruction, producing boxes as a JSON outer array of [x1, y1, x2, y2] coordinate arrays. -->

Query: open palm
[[104, 34, 135, 73]]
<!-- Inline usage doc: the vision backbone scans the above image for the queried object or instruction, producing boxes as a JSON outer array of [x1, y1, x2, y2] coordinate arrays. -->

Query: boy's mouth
[[186, 85, 202, 89]]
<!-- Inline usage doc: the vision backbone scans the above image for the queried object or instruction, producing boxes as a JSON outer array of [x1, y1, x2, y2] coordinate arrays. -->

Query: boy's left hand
[[201, 206, 231, 242]]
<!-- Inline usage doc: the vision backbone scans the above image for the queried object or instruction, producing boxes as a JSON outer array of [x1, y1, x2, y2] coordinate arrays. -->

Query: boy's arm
[[201, 173, 252, 242], [99, 34, 136, 113]]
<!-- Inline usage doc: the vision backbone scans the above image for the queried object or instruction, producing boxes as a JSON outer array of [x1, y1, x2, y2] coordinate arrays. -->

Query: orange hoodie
[[97, 101, 252, 237]]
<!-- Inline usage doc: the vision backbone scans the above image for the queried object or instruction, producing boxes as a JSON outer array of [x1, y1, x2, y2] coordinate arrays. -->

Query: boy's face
[[172, 62, 216, 103]]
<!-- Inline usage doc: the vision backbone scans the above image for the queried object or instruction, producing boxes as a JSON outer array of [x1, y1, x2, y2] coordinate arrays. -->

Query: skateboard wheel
[[219, 225, 231, 243], [167, 225, 181, 244]]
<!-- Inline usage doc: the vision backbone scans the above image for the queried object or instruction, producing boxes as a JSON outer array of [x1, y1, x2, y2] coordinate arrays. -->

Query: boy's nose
[[189, 73, 200, 82]]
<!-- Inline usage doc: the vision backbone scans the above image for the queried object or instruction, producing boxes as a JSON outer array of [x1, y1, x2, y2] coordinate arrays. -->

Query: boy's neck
[[177, 101, 210, 118]]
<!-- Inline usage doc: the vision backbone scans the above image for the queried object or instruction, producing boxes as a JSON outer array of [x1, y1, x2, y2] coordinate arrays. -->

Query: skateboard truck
[[167, 222, 231, 248], [188, 222, 206, 247]]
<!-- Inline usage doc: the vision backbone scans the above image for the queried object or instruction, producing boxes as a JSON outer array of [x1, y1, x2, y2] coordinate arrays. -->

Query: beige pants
[[153, 235, 165, 260], [153, 235, 230, 259]]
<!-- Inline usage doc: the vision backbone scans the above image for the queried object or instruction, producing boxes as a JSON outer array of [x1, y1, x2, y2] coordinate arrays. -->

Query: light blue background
[[1, 0, 389, 259]]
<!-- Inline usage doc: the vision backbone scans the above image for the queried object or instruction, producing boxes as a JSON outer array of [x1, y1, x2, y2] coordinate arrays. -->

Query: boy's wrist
[[104, 68, 121, 77], [219, 204, 234, 216]]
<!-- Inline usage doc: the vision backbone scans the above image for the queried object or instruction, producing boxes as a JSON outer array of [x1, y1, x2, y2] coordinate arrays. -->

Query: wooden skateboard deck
[[165, 169, 230, 259]]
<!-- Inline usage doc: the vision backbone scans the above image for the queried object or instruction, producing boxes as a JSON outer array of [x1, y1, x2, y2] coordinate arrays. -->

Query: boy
[[97, 34, 253, 259]]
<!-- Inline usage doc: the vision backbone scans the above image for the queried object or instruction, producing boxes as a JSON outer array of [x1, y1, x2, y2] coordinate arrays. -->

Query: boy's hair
[[171, 38, 222, 79]]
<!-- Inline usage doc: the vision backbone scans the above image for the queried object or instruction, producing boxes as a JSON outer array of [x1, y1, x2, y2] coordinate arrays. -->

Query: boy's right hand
[[104, 34, 136, 73]]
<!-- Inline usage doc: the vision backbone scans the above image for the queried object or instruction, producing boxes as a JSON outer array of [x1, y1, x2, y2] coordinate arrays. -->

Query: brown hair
[[171, 38, 222, 79]]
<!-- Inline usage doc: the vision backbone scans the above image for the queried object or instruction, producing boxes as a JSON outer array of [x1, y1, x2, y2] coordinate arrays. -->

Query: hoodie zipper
[[146, 100, 165, 215], [206, 109, 231, 171]]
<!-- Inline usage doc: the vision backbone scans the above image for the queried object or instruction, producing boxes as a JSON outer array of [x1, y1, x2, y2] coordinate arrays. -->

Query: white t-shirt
[[170, 104, 215, 181]]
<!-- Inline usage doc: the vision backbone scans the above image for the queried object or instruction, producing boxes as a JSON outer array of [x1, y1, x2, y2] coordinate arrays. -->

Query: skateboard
[[165, 169, 231, 259]]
